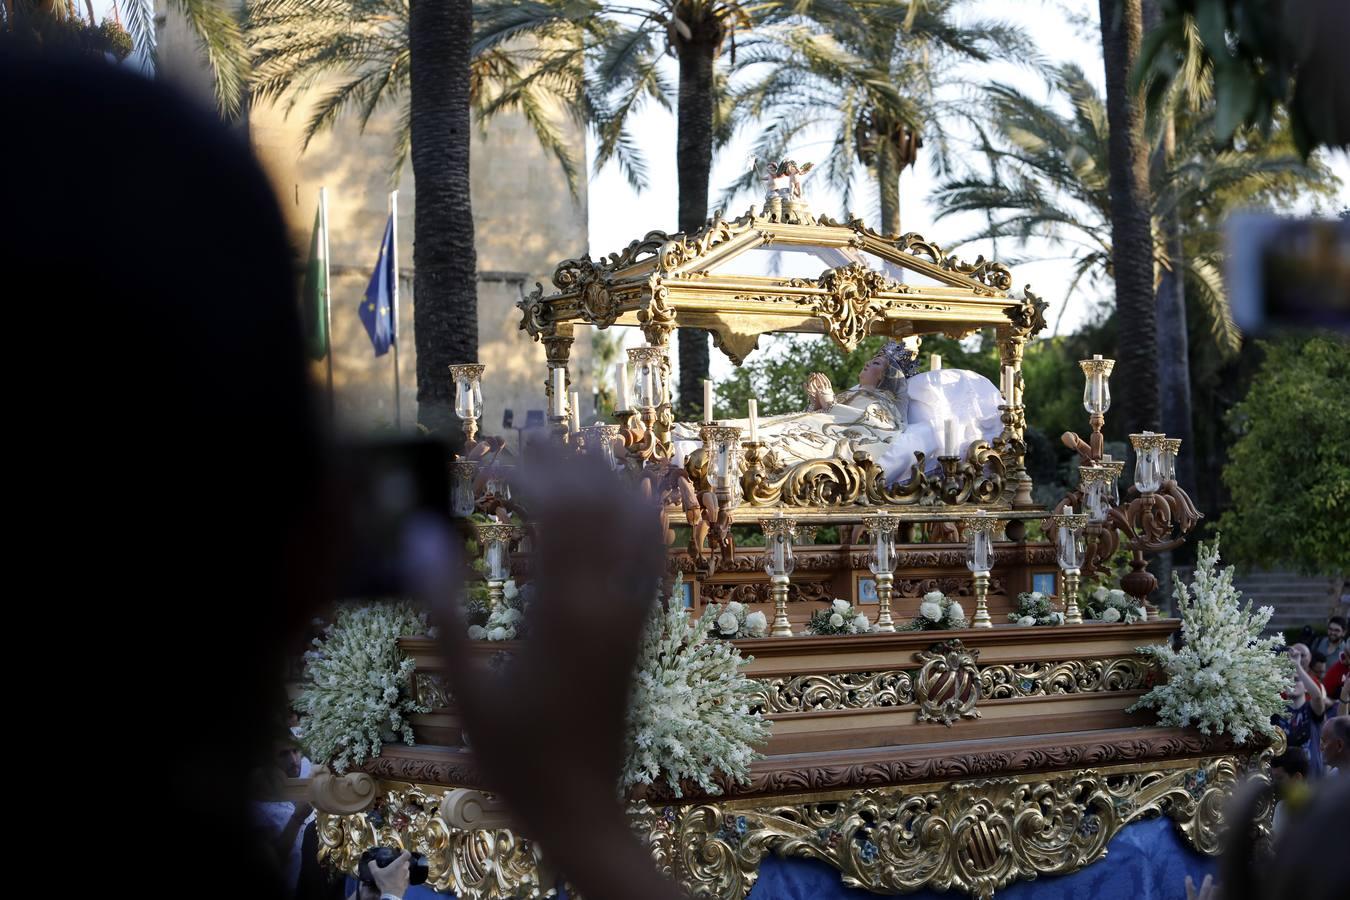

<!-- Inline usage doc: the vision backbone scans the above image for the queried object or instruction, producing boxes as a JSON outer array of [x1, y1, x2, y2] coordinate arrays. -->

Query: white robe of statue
[[671, 345, 1005, 484]]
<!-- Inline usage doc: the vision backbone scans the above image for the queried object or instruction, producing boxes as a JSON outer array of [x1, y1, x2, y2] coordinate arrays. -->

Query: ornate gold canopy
[[517, 208, 1047, 364]]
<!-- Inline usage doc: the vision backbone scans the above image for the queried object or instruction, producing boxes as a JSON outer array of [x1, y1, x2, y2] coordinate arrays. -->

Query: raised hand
[[404, 449, 684, 900]]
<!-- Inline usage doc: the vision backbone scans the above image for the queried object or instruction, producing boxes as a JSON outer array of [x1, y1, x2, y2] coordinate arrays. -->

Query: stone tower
[[154, 4, 592, 443]]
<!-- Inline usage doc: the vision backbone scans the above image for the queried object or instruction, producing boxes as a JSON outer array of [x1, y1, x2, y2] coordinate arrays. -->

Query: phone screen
[[335, 438, 451, 597]]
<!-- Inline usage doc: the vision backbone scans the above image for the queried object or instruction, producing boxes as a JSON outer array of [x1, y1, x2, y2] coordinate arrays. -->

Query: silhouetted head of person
[[1, 48, 329, 899]]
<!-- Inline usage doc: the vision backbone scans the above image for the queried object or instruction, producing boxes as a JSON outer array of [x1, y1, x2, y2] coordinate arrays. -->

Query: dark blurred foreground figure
[[1186, 773, 1350, 900], [1, 48, 684, 900], [1, 47, 327, 900]]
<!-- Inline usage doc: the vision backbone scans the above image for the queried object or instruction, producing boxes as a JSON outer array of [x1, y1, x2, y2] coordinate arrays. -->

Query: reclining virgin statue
[[672, 340, 1005, 485]]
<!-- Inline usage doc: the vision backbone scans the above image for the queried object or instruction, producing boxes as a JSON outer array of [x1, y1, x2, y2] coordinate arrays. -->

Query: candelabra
[[863, 511, 898, 632], [960, 511, 999, 628], [761, 513, 797, 637]]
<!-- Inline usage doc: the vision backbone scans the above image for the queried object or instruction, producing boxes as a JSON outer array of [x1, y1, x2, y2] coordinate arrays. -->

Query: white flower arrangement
[[805, 598, 877, 635], [1083, 586, 1147, 623], [1129, 539, 1295, 744], [624, 585, 771, 796], [296, 602, 431, 773], [700, 599, 769, 639], [1008, 591, 1065, 627], [903, 590, 968, 630], [466, 580, 533, 641]]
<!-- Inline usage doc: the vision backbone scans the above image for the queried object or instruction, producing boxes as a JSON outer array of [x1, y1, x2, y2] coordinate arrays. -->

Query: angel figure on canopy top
[[762, 158, 816, 224]]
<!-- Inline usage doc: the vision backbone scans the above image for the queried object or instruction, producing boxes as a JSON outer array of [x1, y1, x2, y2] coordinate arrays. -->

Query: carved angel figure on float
[[761, 158, 816, 224]]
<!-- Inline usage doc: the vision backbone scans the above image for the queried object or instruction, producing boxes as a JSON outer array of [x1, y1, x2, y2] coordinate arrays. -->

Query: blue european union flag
[[359, 215, 397, 356]]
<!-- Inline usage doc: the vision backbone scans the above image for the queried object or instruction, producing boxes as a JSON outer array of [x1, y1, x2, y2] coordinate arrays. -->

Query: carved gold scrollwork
[[740, 442, 1004, 511], [749, 670, 916, 714], [980, 658, 1150, 699], [639, 274, 676, 346], [808, 263, 895, 351], [318, 784, 556, 899], [914, 640, 981, 726], [750, 657, 1150, 714], [640, 756, 1256, 900]]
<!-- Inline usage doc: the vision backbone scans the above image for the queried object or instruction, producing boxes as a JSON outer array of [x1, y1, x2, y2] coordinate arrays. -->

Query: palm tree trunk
[[877, 145, 901, 236], [1155, 117, 1194, 489], [674, 30, 717, 419], [1098, 0, 1158, 437], [410, 0, 477, 438], [84, 0, 95, 25]]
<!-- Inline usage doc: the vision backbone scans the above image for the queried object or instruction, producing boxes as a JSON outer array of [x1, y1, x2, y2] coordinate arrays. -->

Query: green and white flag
[[302, 201, 330, 361]]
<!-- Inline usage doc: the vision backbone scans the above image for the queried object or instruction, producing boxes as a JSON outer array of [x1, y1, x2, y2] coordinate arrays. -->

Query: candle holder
[[960, 512, 999, 628], [628, 346, 673, 460], [1079, 355, 1114, 460], [863, 511, 898, 632], [451, 459, 479, 518], [581, 423, 621, 469], [449, 363, 485, 445], [760, 514, 797, 637], [1050, 510, 1089, 625], [1130, 431, 1167, 494], [475, 522, 520, 610]]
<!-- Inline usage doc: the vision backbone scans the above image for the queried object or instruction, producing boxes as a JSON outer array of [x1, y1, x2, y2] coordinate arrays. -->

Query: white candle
[[703, 379, 714, 423], [1065, 505, 1074, 515], [930, 354, 942, 371], [1002, 365, 1015, 402], [748, 399, 759, 442], [551, 368, 566, 417], [944, 419, 958, 457], [616, 363, 629, 411], [568, 391, 580, 434], [1091, 354, 1103, 410]]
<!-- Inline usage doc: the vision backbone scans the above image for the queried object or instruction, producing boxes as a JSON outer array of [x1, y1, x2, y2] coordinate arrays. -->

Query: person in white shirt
[[1321, 715, 1349, 776]]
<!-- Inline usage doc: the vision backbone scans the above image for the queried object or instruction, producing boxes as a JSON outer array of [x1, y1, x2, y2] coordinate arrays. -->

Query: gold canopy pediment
[[518, 208, 1046, 362]]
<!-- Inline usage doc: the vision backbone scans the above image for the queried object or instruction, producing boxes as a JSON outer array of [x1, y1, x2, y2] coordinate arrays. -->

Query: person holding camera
[[346, 849, 412, 900]]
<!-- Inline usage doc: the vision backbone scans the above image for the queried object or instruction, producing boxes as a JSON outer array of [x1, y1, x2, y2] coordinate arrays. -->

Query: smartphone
[[1227, 212, 1350, 334], [334, 438, 452, 598]]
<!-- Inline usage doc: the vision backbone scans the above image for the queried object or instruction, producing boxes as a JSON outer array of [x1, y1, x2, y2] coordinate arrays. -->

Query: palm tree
[[118, 1, 250, 120], [475, 0, 876, 417], [719, 0, 1038, 236], [934, 65, 1328, 342], [247, 0, 595, 188], [1096, 0, 1156, 438], [407, 0, 477, 435]]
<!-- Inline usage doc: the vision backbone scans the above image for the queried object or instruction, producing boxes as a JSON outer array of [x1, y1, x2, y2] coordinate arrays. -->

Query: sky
[[96, 0, 1348, 383], [580, 0, 1350, 380]]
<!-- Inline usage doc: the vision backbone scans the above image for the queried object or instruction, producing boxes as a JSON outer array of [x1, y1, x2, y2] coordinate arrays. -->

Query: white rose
[[1092, 587, 1108, 602], [1029, 592, 1043, 602], [923, 590, 945, 605], [502, 580, 519, 601], [1108, 589, 1127, 603], [1017, 616, 1037, 627], [829, 613, 845, 628], [717, 612, 740, 635], [853, 614, 871, 632], [948, 602, 966, 622], [467, 624, 487, 640], [1134, 607, 1148, 622], [1051, 612, 1065, 625], [832, 599, 851, 614], [488, 626, 509, 641], [918, 601, 940, 621], [745, 611, 768, 636], [1102, 607, 1121, 623], [727, 601, 745, 616], [500, 608, 522, 625]]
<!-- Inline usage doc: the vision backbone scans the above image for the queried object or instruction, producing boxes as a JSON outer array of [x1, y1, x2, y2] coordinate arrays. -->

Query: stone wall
[[154, 3, 593, 445]]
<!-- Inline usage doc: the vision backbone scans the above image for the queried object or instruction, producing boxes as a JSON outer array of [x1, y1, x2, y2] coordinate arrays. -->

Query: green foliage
[[1137, 1, 1348, 156], [1217, 337, 1350, 575]]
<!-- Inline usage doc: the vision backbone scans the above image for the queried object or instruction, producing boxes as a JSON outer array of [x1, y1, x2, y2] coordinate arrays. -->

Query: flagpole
[[320, 186, 335, 417], [389, 190, 402, 431]]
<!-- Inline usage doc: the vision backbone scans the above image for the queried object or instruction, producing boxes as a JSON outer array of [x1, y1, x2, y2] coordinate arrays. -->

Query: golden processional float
[[309, 203, 1272, 899]]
